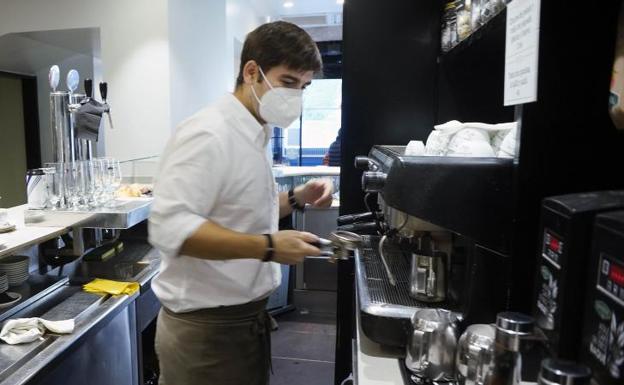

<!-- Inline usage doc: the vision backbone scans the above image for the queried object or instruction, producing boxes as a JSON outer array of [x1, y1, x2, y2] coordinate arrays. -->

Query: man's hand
[[294, 178, 334, 208], [271, 230, 320, 264]]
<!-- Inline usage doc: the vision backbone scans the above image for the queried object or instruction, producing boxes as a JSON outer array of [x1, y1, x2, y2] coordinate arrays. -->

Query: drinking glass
[[104, 158, 122, 206], [82, 159, 96, 208], [75, 161, 90, 209], [44, 162, 65, 209], [64, 161, 87, 210], [92, 158, 111, 206]]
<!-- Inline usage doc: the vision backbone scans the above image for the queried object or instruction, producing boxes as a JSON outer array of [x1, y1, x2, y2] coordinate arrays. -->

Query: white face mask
[[250, 67, 303, 128]]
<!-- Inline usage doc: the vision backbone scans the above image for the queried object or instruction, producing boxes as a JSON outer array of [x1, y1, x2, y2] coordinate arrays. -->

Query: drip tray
[[356, 236, 462, 348]]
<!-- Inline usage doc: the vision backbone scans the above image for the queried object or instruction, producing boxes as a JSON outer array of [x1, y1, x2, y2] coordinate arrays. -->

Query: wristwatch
[[288, 188, 305, 212], [263, 234, 274, 262]]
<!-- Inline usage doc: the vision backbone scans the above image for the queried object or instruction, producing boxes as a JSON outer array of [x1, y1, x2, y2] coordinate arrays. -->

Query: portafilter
[[307, 230, 363, 263]]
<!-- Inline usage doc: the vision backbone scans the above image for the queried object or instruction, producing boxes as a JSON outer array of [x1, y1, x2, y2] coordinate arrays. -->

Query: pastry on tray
[[116, 184, 153, 198]]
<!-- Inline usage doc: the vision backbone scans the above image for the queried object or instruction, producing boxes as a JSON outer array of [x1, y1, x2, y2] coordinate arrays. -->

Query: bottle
[[610, 5, 624, 129], [442, 1, 459, 51], [537, 359, 591, 385], [457, 0, 473, 41], [484, 312, 534, 385]]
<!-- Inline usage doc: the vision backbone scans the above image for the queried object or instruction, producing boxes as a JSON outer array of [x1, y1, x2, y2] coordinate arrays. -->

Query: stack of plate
[[0, 273, 8, 294], [0, 256, 30, 286]]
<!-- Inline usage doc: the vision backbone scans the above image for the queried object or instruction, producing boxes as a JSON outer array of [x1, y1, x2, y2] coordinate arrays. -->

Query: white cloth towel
[[0, 318, 74, 345]]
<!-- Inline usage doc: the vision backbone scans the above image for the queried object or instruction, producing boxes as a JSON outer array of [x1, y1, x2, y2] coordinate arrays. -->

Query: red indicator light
[[549, 237, 561, 253], [610, 263, 624, 287]]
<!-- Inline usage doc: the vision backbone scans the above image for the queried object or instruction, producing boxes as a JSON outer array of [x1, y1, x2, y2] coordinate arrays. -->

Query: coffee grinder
[[580, 210, 624, 385], [532, 191, 624, 360]]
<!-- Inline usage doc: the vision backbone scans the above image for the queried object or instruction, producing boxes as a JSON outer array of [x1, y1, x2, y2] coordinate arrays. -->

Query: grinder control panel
[[584, 252, 624, 385], [543, 229, 564, 268], [597, 253, 624, 305]]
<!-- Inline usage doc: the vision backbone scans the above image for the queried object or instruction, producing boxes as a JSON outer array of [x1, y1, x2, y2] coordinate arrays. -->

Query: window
[[276, 79, 342, 166]]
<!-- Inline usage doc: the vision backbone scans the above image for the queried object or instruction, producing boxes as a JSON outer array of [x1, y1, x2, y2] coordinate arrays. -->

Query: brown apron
[[155, 298, 271, 385]]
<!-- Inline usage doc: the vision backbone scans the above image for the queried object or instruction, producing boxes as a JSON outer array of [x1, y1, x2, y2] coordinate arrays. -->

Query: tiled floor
[[270, 309, 336, 385]]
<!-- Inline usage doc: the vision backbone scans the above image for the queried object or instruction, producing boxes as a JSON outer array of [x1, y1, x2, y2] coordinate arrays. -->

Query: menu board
[[504, 0, 541, 106]]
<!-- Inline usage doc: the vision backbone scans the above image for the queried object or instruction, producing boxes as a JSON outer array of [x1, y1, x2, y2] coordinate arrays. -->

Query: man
[[325, 128, 341, 167], [149, 21, 331, 385]]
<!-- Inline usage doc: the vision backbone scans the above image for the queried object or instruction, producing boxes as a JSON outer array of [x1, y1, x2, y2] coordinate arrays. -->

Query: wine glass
[[103, 158, 122, 207], [44, 163, 63, 210], [92, 158, 110, 206], [64, 162, 82, 210]]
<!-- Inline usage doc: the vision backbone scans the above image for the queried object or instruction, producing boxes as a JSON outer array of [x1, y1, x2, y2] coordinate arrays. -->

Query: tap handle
[[84, 78, 93, 99], [99, 82, 108, 102]]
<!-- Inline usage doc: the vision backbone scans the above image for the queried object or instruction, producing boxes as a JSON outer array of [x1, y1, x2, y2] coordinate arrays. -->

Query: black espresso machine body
[[533, 191, 624, 361], [354, 145, 516, 348], [581, 211, 624, 385]]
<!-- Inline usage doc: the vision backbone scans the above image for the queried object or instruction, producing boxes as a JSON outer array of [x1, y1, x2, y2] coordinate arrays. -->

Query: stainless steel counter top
[[31, 198, 153, 230], [0, 285, 137, 385], [0, 245, 161, 384]]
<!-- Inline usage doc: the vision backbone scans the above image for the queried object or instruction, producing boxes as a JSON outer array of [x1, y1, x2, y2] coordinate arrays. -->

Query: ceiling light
[[283, 1, 294, 8]]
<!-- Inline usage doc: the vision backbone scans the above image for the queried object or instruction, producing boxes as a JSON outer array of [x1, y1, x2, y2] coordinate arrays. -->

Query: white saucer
[[0, 224, 16, 234], [0, 292, 21, 308], [24, 211, 45, 223]]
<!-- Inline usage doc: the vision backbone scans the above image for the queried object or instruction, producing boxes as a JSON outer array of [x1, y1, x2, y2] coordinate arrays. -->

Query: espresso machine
[[580, 210, 624, 385], [353, 145, 514, 343], [336, 144, 517, 385]]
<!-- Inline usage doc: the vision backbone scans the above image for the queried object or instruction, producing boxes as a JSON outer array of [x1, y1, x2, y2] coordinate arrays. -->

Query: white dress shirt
[[149, 93, 281, 312]]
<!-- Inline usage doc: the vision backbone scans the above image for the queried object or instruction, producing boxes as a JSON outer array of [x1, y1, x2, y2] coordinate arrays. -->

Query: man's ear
[[242, 60, 259, 85]]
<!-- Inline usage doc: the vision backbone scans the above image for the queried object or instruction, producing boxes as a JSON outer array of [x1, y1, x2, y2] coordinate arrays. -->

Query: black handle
[[84, 78, 93, 98], [337, 221, 379, 235], [337, 212, 375, 226], [354, 156, 371, 170], [99, 82, 108, 102]]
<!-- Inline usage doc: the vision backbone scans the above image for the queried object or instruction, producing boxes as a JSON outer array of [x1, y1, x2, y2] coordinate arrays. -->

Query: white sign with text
[[504, 0, 541, 106]]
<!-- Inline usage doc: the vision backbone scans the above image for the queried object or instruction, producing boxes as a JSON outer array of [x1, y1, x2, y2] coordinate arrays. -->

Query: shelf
[[436, 7, 513, 126], [439, 8, 507, 64]]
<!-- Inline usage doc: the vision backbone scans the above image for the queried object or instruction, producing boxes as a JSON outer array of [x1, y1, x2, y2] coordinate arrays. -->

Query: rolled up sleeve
[[148, 125, 226, 256]]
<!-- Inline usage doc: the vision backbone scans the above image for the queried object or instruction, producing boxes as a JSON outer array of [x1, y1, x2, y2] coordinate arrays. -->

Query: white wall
[[226, 0, 279, 91], [0, 31, 95, 164], [0, 0, 170, 165], [169, 0, 228, 128]]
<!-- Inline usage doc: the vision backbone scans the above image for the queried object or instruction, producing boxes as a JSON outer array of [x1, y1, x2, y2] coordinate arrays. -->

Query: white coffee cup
[[405, 140, 426, 156], [0, 209, 8, 226], [447, 139, 496, 157], [498, 127, 518, 158], [451, 128, 490, 143], [425, 131, 452, 156]]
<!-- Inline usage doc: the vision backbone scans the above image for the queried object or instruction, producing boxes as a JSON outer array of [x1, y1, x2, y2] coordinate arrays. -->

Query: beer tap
[[100, 82, 114, 129]]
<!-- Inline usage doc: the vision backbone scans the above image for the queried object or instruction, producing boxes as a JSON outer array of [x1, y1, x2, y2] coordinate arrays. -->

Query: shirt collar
[[224, 93, 270, 148]]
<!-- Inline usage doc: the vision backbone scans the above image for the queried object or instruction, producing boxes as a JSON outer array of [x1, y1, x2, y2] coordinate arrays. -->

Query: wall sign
[[504, 0, 541, 106]]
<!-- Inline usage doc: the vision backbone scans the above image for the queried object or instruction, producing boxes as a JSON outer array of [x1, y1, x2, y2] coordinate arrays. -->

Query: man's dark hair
[[236, 21, 322, 87]]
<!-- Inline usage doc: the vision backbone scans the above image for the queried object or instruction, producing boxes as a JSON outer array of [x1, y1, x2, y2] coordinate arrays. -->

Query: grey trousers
[[155, 299, 271, 385]]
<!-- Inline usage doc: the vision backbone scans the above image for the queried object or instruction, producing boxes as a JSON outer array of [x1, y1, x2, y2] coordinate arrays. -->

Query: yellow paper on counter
[[83, 278, 139, 296]]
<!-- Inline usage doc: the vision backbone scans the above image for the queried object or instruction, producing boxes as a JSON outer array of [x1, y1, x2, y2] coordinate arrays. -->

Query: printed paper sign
[[504, 0, 541, 106]]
